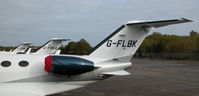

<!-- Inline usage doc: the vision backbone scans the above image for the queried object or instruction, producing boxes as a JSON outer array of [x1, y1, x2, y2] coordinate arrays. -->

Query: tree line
[[137, 30, 199, 54], [1, 31, 199, 55]]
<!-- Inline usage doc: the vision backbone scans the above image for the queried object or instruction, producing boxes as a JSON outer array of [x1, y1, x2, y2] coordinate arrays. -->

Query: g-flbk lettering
[[106, 40, 137, 47]]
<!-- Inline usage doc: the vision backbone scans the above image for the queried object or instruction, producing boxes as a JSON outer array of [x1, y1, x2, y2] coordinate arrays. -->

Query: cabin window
[[19, 61, 29, 67], [1, 61, 11, 67]]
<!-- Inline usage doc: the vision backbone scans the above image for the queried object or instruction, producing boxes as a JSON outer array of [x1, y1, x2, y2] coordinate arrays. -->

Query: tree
[[190, 30, 198, 36], [60, 39, 92, 55]]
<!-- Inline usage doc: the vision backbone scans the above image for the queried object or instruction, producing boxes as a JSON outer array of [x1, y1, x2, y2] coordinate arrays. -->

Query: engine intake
[[45, 56, 94, 75]]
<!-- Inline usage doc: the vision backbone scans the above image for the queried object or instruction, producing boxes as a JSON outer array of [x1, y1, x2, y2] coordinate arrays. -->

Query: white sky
[[0, 0, 198, 46]]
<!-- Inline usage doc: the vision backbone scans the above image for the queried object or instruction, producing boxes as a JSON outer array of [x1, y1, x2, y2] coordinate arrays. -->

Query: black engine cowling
[[45, 55, 94, 75]]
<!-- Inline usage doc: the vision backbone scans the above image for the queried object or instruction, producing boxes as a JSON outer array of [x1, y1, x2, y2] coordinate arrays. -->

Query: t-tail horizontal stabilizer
[[89, 18, 193, 60], [126, 18, 192, 28]]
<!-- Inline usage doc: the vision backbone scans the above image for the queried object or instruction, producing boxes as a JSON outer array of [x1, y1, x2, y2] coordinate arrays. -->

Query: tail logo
[[106, 40, 137, 47]]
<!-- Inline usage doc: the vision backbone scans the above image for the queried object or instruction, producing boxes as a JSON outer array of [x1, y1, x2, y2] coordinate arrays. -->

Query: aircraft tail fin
[[88, 18, 192, 60], [12, 42, 32, 53], [35, 38, 70, 54]]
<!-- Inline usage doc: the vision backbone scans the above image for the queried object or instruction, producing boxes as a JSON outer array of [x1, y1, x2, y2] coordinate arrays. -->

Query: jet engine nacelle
[[45, 55, 94, 75]]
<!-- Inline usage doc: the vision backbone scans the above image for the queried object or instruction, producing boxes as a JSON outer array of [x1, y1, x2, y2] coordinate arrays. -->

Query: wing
[[103, 70, 130, 76], [0, 81, 95, 96]]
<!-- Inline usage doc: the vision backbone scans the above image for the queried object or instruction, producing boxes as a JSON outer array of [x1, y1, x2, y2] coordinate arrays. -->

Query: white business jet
[[0, 18, 192, 96]]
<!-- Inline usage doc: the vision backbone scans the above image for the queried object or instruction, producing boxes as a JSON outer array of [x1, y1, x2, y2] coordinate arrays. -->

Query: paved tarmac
[[53, 58, 199, 96]]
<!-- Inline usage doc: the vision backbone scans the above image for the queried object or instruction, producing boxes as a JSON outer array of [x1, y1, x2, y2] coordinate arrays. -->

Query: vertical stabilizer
[[35, 38, 70, 54], [88, 18, 192, 60], [12, 42, 31, 53]]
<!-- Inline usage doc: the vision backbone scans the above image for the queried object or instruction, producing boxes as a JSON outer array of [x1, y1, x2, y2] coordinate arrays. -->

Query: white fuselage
[[0, 54, 131, 83], [0, 51, 17, 54]]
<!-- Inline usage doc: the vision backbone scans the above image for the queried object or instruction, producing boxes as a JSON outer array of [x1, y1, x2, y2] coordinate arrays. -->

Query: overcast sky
[[0, 0, 198, 46]]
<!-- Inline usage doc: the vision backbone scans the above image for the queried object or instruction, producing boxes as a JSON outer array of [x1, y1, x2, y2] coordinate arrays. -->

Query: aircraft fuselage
[[0, 54, 131, 83]]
